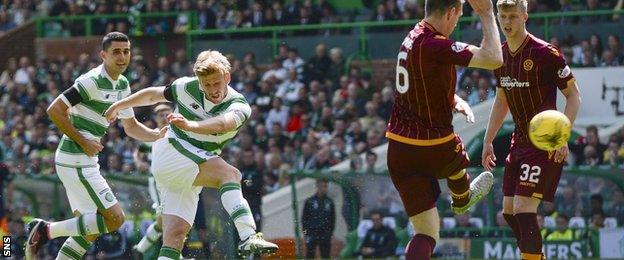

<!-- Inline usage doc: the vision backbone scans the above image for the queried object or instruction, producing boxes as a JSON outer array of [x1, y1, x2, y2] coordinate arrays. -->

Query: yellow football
[[528, 110, 572, 151]]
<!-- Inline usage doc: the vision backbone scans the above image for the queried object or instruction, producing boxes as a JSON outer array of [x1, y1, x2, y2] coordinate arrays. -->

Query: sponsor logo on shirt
[[500, 76, 530, 90]]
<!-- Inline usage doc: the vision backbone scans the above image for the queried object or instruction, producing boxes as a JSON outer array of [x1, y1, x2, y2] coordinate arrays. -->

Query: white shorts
[[56, 164, 118, 214], [151, 137, 216, 225]]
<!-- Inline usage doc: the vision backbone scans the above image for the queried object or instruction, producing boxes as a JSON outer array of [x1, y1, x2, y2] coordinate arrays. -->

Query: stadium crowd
[[0, 0, 623, 36]]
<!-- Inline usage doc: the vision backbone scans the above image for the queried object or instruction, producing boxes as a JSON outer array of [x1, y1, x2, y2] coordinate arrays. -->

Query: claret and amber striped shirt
[[386, 21, 474, 146]]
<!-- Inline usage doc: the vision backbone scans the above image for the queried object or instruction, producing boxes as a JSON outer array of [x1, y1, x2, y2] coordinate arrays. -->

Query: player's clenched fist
[[104, 104, 120, 123], [167, 113, 198, 131], [467, 0, 494, 15], [79, 138, 104, 157]]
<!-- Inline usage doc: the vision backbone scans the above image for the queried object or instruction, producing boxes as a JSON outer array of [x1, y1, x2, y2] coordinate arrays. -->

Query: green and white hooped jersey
[[166, 76, 251, 155], [56, 65, 135, 168]]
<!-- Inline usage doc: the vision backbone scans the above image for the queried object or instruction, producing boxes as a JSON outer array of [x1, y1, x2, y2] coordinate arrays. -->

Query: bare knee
[[409, 208, 440, 242], [502, 196, 514, 215], [513, 196, 540, 214], [85, 234, 99, 242], [103, 207, 125, 231], [156, 215, 163, 229], [165, 224, 188, 246], [221, 166, 242, 185]]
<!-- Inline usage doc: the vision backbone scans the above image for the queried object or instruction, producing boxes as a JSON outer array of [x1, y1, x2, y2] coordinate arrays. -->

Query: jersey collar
[[99, 64, 119, 88], [508, 34, 532, 57]]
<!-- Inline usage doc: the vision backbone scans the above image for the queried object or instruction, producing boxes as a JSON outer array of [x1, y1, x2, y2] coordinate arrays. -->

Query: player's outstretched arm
[[105, 86, 168, 123], [466, 0, 504, 70], [121, 117, 167, 142], [454, 94, 475, 123], [560, 79, 581, 124], [552, 79, 582, 163], [482, 88, 510, 171], [47, 96, 103, 157], [167, 110, 245, 135]]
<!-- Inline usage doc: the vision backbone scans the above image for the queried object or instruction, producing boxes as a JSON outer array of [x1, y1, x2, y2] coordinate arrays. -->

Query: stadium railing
[[32, 10, 624, 62], [34, 11, 195, 38]]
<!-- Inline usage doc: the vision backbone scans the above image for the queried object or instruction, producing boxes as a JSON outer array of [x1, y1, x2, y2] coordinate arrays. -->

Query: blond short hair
[[497, 0, 528, 12], [193, 50, 231, 76]]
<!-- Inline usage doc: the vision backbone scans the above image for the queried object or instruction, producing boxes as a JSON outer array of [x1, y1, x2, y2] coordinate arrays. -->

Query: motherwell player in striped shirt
[[385, 0, 502, 259], [481, 1, 582, 259]]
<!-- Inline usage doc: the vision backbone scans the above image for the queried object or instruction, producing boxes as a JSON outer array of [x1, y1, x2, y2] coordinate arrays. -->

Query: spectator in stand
[[276, 69, 304, 105], [360, 211, 397, 258], [607, 34, 624, 65], [282, 48, 305, 76], [546, 214, 576, 241], [557, 187, 580, 217], [326, 47, 345, 85], [304, 43, 331, 83], [584, 194, 605, 218], [604, 139, 624, 166], [359, 101, 382, 132], [571, 125, 608, 165], [265, 98, 288, 131], [262, 58, 288, 82], [0, 10, 17, 33], [580, 0, 609, 23], [589, 210, 606, 228], [196, 0, 216, 29]]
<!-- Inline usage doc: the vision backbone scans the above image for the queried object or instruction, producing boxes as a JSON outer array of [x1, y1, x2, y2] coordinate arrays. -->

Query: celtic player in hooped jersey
[[104, 50, 278, 258], [25, 32, 167, 260]]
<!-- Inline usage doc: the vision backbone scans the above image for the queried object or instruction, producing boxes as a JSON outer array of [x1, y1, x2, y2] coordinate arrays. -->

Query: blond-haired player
[[105, 50, 278, 258], [482, 1, 581, 259]]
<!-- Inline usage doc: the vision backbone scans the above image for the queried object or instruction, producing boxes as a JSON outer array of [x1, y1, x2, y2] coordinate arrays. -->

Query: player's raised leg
[[26, 166, 125, 260], [194, 157, 278, 256], [54, 211, 98, 260], [448, 169, 495, 214], [134, 215, 163, 255]]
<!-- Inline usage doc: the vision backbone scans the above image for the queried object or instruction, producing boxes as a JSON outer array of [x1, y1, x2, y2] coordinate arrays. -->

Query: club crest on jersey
[[451, 42, 468, 53], [104, 91, 122, 101], [500, 76, 530, 90], [190, 103, 200, 109], [523, 59, 534, 71]]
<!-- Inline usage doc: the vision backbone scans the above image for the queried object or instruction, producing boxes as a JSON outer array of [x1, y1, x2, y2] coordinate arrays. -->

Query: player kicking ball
[[105, 50, 278, 258], [482, 1, 581, 259], [385, 0, 503, 259]]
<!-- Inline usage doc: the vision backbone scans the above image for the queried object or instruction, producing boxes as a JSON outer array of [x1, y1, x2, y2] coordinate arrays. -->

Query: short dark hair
[[425, 0, 462, 17], [102, 32, 129, 51], [317, 178, 329, 184], [591, 194, 604, 204]]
